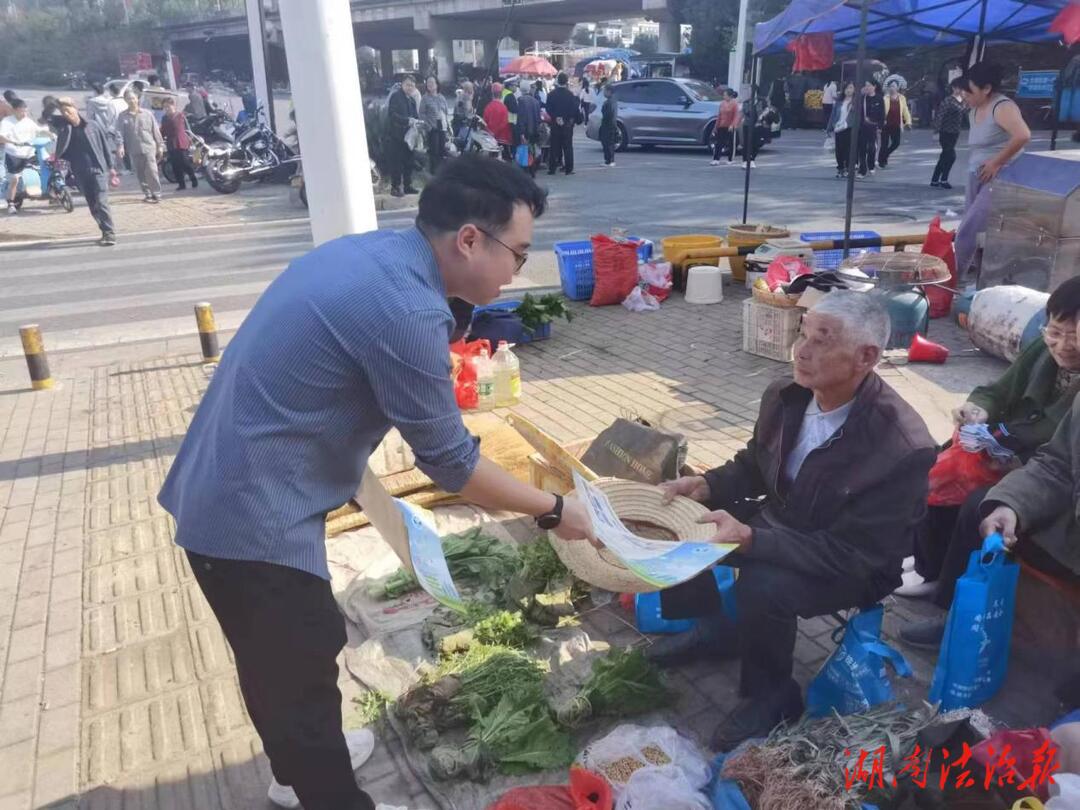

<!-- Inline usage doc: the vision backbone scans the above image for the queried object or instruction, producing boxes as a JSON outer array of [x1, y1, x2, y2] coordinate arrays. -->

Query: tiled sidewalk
[[1, 289, 1053, 810]]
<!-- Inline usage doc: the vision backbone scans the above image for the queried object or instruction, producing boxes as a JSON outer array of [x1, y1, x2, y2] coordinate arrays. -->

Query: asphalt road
[[0, 124, 1065, 359]]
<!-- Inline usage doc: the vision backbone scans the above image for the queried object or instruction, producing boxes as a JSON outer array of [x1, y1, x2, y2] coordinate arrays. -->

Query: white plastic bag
[[1047, 773, 1080, 808], [638, 260, 673, 291], [405, 121, 424, 152], [616, 765, 711, 810], [577, 723, 711, 792], [823, 134, 833, 149], [621, 287, 661, 313]]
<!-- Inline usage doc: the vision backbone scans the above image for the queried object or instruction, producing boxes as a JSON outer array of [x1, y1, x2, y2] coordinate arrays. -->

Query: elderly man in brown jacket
[[650, 291, 937, 751]]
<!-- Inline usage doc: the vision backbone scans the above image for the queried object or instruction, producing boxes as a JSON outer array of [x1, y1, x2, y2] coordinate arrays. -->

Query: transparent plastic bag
[[577, 724, 710, 793], [621, 287, 661, 313], [616, 766, 710, 810]]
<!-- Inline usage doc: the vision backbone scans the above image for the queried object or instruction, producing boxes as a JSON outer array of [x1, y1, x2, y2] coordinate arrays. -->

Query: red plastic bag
[[488, 767, 612, 810], [972, 727, 1055, 801], [764, 256, 813, 291], [922, 216, 957, 319], [590, 235, 640, 307], [449, 339, 491, 410], [927, 431, 1006, 507]]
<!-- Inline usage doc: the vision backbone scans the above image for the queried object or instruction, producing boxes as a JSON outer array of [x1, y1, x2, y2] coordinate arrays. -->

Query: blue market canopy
[[753, 0, 1072, 55]]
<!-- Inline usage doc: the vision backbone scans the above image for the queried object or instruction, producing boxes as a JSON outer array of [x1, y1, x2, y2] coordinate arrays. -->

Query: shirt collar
[[405, 226, 447, 298]]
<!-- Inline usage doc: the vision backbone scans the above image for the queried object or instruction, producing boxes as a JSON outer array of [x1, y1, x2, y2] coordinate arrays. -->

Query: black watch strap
[[535, 494, 564, 530]]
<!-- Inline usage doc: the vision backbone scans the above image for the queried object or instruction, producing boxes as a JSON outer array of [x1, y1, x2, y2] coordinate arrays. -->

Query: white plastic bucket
[[967, 285, 1049, 362], [685, 265, 724, 305]]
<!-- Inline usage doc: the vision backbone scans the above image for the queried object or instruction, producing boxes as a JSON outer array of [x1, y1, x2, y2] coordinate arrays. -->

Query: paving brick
[[0, 695, 40, 745], [82, 634, 195, 714], [83, 550, 174, 604], [6, 623, 46, 664], [0, 791, 31, 810], [44, 629, 80, 672], [37, 708, 79, 757], [0, 741, 34, 796], [1, 657, 43, 702], [32, 747, 78, 807], [42, 664, 79, 710], [10, 594, 46, 631], [83, 588, 184, 653]]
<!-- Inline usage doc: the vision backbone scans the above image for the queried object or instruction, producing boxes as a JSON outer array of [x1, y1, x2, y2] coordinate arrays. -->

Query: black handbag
[[580, 417, 688, 486]]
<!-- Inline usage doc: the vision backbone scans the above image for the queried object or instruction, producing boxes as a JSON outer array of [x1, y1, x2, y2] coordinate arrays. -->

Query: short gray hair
[[810, 290, 891, 351]]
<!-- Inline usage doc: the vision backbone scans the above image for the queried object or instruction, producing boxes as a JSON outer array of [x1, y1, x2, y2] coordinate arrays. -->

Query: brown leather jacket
[[704, 373, 937, 596]]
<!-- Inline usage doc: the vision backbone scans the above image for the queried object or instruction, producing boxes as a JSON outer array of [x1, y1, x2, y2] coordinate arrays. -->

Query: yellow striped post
[[194, 302, 221, 362], [19, 324, 53, 390]]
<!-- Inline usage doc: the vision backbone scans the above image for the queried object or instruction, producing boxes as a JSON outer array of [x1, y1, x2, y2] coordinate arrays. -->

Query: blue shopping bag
[[515, 143, 530, 168], [806, 604, 912, 717], [635, 567, 737, 634], [929, 533, 1020, 711]]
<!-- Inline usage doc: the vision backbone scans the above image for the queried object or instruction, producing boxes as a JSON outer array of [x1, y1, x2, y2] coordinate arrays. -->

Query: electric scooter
[[2, 137, 74, 213]]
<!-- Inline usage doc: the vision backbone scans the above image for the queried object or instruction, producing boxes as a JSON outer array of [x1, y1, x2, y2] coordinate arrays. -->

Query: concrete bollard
[[194, 302, 221, 362], [19, 324, 53, 390]]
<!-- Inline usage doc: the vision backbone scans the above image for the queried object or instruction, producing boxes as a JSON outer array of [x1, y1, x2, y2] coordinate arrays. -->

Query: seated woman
[[899, 276, 1080, 648]]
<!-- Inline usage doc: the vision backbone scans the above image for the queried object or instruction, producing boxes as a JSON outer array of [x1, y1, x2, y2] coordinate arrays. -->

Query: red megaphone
[[908, 333, 949, 364]]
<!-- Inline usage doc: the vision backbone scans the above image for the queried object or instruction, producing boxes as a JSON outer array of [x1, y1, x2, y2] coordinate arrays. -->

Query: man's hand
[[951, 401, 989, 426], [659, 475, 710, 505], [980, 505, 1019, 549], [697, 510, 752, 550], [551, 494, 600, 547], [978, 158, 1002, 184]]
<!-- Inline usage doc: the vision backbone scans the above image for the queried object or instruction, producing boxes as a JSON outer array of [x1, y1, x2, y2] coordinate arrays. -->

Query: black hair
[[725, 88, 738, 99], [557, 72, 569, 86], [964, 62, 1004, 93], [10, 97, 26, 110], [91, 82, 104, 95], [949, 76, 967, 91], [2, 89, 16, 103], [417, 154, 547, 235], [427, 76, 440, 92], [1047, 276, 1080, 321]]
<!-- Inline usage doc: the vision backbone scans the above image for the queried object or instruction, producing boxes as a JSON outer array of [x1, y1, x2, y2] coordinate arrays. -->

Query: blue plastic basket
[[554, 237, 653, 301], [470, 300, 551, 343], [799, 230, 880, 271]]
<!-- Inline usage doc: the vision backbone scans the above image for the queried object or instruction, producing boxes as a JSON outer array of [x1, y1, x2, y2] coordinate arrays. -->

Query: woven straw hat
[[549, 479, 715, 593]]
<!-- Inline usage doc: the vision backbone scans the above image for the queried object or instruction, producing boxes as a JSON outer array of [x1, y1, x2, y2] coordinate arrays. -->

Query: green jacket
[[966, 337, 1080, 461]]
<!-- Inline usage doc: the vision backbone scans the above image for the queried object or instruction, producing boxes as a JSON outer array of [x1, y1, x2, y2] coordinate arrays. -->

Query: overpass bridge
[[164, 0, 680, 86]]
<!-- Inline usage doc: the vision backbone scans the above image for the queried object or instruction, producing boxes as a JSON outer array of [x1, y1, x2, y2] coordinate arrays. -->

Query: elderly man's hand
[[696, 510, 752, 550], [951, 401, 989, 426], [980, 505, 1019, 549], [659, 475, 710, 505]]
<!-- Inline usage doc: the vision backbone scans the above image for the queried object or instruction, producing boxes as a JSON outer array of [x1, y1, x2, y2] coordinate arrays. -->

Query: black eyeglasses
[[477, 227, 528, 274]]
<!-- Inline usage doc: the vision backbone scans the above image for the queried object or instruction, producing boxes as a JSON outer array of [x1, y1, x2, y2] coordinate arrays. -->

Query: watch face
[[536, 514, 560, 530]]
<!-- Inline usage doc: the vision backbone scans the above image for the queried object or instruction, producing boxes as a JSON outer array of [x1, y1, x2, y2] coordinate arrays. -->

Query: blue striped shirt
[[158, 227, 480, 579]]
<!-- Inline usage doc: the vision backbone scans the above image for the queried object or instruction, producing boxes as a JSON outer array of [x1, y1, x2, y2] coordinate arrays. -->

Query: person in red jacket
[[483, 83, 512, 159], [711, 89, 741, 165], [160, 97, 198, 191]]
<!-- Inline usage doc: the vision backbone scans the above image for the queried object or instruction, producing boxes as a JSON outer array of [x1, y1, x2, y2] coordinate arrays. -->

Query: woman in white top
[[954, 62, 1031, 281], [821, 80, 838, 131]]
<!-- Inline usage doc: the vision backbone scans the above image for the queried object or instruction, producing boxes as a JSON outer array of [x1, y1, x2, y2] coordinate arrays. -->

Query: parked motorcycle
[[457, 114, 501, 158], [0, 138, 73, 213], [202, 106, 300, 194], [160, 129, 212, 185]]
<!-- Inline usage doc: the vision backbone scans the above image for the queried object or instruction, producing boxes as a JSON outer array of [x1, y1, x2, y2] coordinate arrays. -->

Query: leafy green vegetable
[[556, 647, 672, 728], [520, 536, 569, 586], [514, 293, 573, 336], [472, 610, 537, 648], [351, 690, 391, 729]]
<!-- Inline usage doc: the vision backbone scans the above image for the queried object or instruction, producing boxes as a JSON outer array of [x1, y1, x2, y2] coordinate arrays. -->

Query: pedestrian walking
[[827, 82, 857, 178], [954, 62, 1031, 281], [160, 97, 198, 191], [53, 97, 117, 245], [501, 78, 520, 144], [157, 155, 593, 810], [516, 85, 542, 176], [878, 81, 911, 168], [930, 77, 967, 189], [821, 80, 837, 130], [710, 88, 740, 165], [599, 83, 619, 167], [387, 75, 420, 197], [419, 76, 450, 174], [545, 72, 580, 175], [117, 90, 165, 202], [0, 97, 54, 215], [452, 80, 474, 135], [858, 79, 884, 177], [184, 83, 208, 120]]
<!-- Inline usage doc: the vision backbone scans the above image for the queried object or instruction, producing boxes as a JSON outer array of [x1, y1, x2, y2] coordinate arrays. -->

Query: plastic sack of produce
[[591, 234, 641, 307], [622, 287, 661, 313], [488, 767, 613, 810], [929, 533, 1020, 710], [615, 765, 710, 810], [926, 431, 1006, 507], [449, 339, 491, 410], [922, 216, 957, 319], [805, 604, 911, 717], [972, 727, 1057, 802], [764, 256, 813, 292], [638, 261, 673, 302], [577, 724, 711, 798]]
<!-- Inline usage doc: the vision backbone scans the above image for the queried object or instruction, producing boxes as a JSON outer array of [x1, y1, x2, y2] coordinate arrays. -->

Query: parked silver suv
[[585, 78, 723, 151]]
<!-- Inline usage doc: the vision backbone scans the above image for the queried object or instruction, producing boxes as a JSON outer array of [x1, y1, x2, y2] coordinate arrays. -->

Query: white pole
[[279, 0, 377, 245], [728, 0, 750, 91], [245, 0, 273, 126]]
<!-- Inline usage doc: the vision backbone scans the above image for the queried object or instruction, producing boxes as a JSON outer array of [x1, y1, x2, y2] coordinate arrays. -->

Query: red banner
[[786, 32, 835, 72], [1050, 2, 1080, 46]]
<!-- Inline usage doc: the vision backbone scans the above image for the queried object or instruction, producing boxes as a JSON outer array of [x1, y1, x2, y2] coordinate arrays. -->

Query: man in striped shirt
[[158, 156, 592, 810]]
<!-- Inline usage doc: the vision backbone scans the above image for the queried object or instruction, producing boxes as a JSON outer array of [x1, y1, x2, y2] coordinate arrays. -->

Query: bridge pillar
[[380, 47, 394, 79], [658, 20, 680, 52], [433, 35, 455, 86], [418, 46, 431, 77], [482, 38, 499, 72]]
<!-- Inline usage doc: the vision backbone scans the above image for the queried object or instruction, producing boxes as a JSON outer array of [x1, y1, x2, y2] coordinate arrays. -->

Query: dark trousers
[[822, 103, 834, 130], [858, 124, 879, 174], [878, 125, 902, 167], [187, 552, 375, 810], [600, 126, 616, 165], [389, 136, 412, 190], [914, 486, 1080, 610], [548, 123, 574, 174], [834, 128, 852, 172], [77, 169, 114, 236], [427, 127, 446, 174], [712, 126, 734, 161], [932, 131, 960, 183], [168, 148, 198, 188]]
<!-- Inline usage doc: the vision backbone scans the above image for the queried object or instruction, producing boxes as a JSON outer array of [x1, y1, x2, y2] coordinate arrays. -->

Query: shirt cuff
[[414, 434, 481, 494]]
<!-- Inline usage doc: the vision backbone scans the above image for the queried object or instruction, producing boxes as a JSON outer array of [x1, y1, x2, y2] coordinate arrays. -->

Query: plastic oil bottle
[[473, 348, 496, 411], [492, 341, 521, 407]]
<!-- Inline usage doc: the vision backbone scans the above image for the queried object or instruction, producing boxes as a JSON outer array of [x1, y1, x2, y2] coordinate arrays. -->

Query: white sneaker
[[6, 203, 16, 215], [710, 160, 720, 166], [749, 160, 757, 168], [893, 569, 939, 599], [267, 728, 377, 808], [607, 162, 616, 168]]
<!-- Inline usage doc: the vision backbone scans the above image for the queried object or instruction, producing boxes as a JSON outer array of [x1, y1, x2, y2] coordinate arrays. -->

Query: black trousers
[[76, 169, 114, 236], [932, 131, 959, 183], [427, 127, 446, 174], [548, 122, 574, 174], [188, 552, 375, 810], [389, 136, 412, 190], [834, 128, 852, 172], [168, 148, 198, 188], [878, 125, 902, 167], [858, 124, 878, 174], [712, 126, 734, 161], [821, 103, 834, 130], [600, 126, 616, 165]]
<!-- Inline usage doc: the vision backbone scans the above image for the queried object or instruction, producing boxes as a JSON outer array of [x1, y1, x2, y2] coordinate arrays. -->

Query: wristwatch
[[535, 494, 564, 530]]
